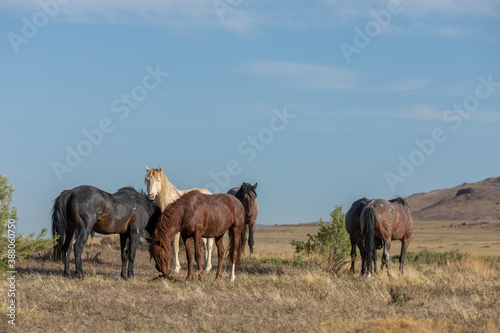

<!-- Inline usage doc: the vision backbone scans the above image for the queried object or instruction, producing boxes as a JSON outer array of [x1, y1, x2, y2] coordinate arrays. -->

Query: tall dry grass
[[2, 241, 499, 333]]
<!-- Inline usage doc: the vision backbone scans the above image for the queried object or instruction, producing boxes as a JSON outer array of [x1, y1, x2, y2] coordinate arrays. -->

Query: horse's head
[[145, 165, 164, 201], [146, 237, 173, 275], [236, 182, 258, 219]]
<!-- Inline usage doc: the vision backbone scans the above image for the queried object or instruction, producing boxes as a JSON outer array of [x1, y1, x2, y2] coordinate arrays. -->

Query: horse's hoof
[[174, 266, 181, 273], [198, 274, 205, 282]]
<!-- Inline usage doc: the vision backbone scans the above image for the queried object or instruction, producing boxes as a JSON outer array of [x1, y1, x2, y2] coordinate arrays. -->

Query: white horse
[[144, 166, 214, 273]]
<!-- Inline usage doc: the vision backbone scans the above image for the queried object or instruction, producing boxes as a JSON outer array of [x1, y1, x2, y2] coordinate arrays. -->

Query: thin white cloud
[[472, 110, 500, 123], [352, 104, 443, 120], [395, 104, 443, 120], [404, 0, 500, 18], [373, 78, 433, 93], [241, 60, 432, 93], [354, 104, 500, 123], [241, 60, 362, 90], [2, 0, 497, 36], [1, 0, 247, 31], [322, 0, 500, 18]]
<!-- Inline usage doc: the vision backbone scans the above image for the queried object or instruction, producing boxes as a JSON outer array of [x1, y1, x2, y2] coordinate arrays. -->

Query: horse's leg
[[119, 233, 129, 279], [399, 237, 410, 275], [350, 235, 357, 274], [356, 238, 366, 275], [63, 228, 75, 277], [74, 227, 90, 278], [248, 223, 256, 254], [127, 232, 139, 278], [194, 232, 204, 282], [215, 235, 224, 280], [203, 237, 213, 272], [202, 237, 207, 268], [229, 228, 240, 282], [173, 232, 181, 273], [183, 236, 194, 281], [382, 239, 392, 276], [372, 246, 378, 274]]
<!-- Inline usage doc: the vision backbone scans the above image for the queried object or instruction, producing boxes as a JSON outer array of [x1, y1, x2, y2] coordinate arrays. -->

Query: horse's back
[[181, 188, 212, 195], [205, 192, 244, 222], [226, 187, 239, 196], [60, 185, 150, 233], [392, 199, 414, 240], [367, 198, 413, 240], [346, 198, 369, 236], [180, 191, 243, 237]]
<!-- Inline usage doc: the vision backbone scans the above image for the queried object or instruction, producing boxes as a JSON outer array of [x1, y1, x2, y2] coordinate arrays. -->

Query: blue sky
[[1, 0, 499, 236]]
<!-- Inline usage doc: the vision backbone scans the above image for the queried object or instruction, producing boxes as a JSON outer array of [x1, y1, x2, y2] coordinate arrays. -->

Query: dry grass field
[[2, 220, 499, 332]]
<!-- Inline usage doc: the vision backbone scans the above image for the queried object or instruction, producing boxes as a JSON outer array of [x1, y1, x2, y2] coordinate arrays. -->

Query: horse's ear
[[158, 166, 163, 172], [241, 182, 247, 189], [146, 237, 159, 245], [253, 183, 258, 190], [145, 165, 150, 171]]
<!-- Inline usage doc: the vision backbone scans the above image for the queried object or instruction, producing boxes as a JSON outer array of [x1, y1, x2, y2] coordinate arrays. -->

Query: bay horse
[[52, 186, 161, 279], [147, 190, 246, 281], [227, 182, 259, 253], [360, 197, 414, 276], [345, 197, 382, 274], [144, 165, 214, 272]]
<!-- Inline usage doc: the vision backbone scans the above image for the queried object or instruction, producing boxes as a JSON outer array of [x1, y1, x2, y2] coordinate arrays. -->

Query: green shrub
[[394, 249, 470, 265], [1, 174, 56, 276], [291, 205, 349, 256], [290, 205, 350, 273]]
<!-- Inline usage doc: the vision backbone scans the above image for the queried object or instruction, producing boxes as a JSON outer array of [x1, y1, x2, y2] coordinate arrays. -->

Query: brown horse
[[360, 198, 413, 276], [147, 190, 246, 281], [345, 197, 382, 274]]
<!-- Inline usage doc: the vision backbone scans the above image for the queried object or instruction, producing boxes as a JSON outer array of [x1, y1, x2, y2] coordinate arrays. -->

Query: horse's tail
[[51, 190, 71, 261], [363, 205, 376, 275], [238, 224, 247, 269]]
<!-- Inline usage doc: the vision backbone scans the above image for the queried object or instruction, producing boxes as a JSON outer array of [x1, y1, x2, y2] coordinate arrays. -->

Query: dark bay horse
[[147, 190, 245, 281], [345, 197, 382, 274], [227, 182, 258, 253], [361, 198, 414, 276], [52, 186, 161, 279]]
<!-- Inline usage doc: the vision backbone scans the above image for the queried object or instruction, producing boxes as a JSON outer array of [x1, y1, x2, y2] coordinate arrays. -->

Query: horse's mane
[[153, 190, 199, 247], [390, 197, 409, 207], [117, 186, 159, 214], [117, 186, 147, 196]]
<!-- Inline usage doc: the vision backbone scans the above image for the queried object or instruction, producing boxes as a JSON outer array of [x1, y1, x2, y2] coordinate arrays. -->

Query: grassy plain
[[1, 220, 499, 332]]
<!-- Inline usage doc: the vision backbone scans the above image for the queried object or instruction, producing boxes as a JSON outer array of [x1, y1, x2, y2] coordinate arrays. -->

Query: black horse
[[345, 197, 382, 274], [52, 185, 161, 279], [227, 182, 258, 253]]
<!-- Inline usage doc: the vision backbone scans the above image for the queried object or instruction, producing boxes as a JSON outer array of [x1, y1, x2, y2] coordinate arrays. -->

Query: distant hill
[[405, 177, 500, 221]]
